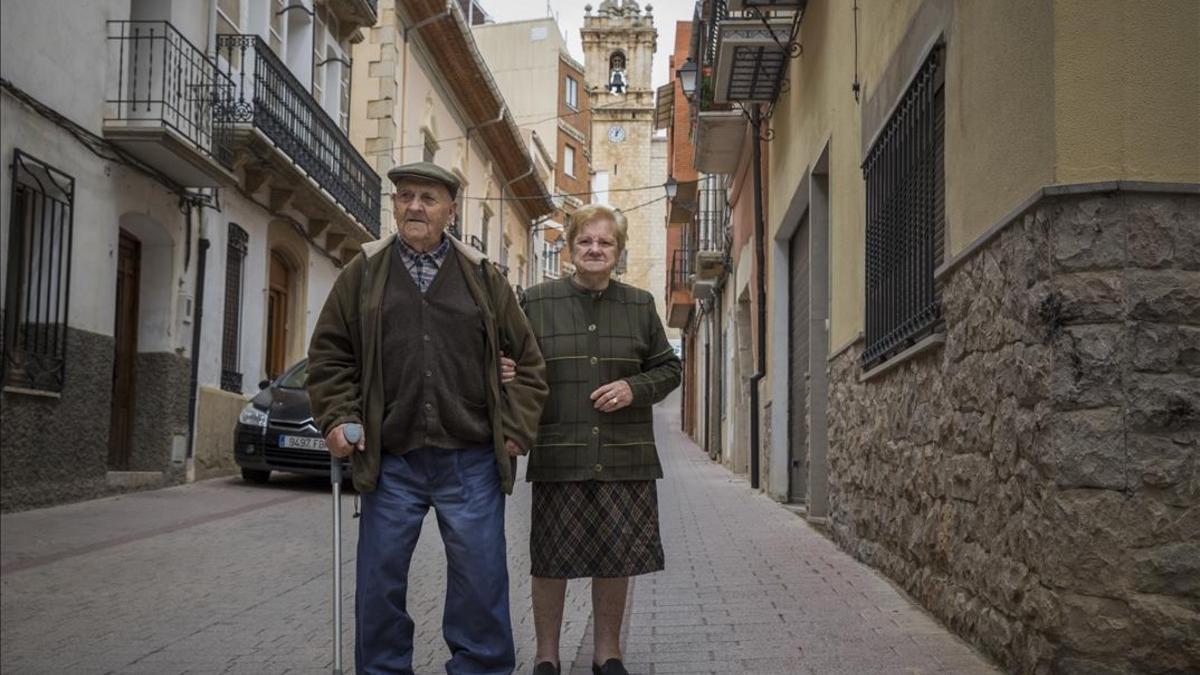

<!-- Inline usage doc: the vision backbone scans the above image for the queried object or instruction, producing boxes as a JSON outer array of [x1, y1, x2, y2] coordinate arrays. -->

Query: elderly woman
[[520, 204, 681, 675]]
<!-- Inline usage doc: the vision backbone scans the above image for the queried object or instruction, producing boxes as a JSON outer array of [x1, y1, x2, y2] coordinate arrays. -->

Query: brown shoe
[[592, 659, 630, 675], [533, 662, 561, 675]]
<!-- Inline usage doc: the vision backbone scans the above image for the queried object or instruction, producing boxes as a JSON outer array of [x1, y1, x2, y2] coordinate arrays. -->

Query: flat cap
[[386, 161, 460, 199]]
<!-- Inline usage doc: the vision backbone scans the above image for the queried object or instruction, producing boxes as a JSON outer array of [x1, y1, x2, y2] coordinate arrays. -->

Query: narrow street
[[1, 395, 996, 675]]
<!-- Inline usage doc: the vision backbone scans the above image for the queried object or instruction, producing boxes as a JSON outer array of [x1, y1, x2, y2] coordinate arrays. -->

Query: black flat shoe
[[592, 659, 630, 675], [533, 661, 561, 675]]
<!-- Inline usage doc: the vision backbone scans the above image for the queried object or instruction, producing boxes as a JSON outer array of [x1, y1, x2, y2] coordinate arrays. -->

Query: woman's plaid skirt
[[529, 480, 665, 579]]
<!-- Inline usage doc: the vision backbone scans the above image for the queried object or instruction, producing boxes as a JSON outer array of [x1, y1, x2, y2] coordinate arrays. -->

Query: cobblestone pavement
[[1, 394, 996, 674]]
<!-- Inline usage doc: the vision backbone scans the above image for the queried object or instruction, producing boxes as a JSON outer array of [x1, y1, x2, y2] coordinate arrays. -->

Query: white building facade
[[1, 0, 381, 511]]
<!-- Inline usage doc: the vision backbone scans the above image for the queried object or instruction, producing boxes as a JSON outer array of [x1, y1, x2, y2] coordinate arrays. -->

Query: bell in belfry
[[607, 51, 628, 94]]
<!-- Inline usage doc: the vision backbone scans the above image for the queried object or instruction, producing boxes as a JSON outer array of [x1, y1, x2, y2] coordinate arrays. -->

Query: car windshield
[[276, 362, 308, 389]]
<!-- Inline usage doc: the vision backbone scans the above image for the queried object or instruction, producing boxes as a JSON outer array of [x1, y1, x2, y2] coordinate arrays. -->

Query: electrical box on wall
[[178, 291, 194, 326]]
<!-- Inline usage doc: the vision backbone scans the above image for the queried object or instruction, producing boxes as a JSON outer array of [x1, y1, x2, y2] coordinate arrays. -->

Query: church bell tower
[[582, 0, 664, 306]]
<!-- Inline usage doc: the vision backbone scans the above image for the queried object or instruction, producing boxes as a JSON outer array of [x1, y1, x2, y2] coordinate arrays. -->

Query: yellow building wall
[[1054, 0, 1200, 184], [768, 0, 1199, 351]]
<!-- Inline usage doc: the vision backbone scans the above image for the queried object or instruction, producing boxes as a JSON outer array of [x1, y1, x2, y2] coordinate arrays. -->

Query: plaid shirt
[[395, 234, 451, 293], [521, 277, 681, 482]]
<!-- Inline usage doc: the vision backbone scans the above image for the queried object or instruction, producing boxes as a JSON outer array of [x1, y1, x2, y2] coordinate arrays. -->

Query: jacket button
[[594, 463, 603, 473], [591, 426, 599, 436], [424, 370, 432, 378], [590, 356, 598, 365], [424, 402, 433, 411], [423, 334, 431, 342], [587, 324, 596, 332]]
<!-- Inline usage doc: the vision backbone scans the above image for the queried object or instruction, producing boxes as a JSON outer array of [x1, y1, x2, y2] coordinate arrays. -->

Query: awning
[[668, 179, 699, 224], [655, 82, 675, 130]]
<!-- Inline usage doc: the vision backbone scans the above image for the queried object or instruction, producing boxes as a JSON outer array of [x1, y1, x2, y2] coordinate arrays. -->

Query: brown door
[[108, 231, 141, 470], [266, 252, 290, 379], [788, 214, 810, 503]]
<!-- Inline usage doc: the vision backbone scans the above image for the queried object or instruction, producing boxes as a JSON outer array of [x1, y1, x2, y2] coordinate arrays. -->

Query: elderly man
[[308, 161, 548, 675]]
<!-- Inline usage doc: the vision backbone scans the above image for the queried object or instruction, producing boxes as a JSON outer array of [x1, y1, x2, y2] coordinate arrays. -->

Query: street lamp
[[664, 176, 679, 200], [676, 57, 698, 99]]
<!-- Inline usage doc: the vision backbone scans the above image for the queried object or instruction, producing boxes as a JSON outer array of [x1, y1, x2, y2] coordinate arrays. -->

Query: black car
[[234, 359, 348, 483]]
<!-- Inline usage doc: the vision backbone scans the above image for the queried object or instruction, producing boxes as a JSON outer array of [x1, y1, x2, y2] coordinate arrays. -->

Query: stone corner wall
[[195, 386, 248, 480], [826, 191, 1199, 674]]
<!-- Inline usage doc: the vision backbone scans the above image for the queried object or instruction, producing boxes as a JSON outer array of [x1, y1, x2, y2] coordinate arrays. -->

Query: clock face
[[607, 125, 627, 143]]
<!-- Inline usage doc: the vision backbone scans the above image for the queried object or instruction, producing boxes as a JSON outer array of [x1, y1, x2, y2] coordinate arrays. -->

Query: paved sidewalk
[[1, 393, 996, 674], [586, 401, 999, 675]]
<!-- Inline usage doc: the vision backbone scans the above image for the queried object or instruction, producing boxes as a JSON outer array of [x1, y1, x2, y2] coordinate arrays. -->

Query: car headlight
[[239, 404, 268, 429]]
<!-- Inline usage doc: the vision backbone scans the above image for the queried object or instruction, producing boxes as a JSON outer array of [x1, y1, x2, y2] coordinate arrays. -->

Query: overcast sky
[[486, 0, 696, 89]]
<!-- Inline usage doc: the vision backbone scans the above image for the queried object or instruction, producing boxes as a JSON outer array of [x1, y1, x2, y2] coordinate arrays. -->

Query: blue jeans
[[355, 446, 513, 675]]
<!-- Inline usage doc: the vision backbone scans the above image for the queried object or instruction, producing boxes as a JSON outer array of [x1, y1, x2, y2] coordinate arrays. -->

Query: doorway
[[787, 213, 810, 503], [108, 231, 140, 469], [266, 252, 290, 379]]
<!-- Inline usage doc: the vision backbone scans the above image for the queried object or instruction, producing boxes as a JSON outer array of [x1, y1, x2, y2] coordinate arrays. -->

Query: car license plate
[[279, 435, 327, 451]]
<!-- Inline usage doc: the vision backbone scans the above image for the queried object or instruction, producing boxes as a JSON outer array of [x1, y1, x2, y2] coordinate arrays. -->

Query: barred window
[[2, 150, 76, 392], [862, 46, 945, 370], [220, 224, 249, 392]]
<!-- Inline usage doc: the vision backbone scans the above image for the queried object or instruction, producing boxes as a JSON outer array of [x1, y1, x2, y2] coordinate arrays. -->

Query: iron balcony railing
[[215, 34, 381, 237], [105, 21, 234, 165], [690, 0, 731, 114], [670, 248, 694, 292], [695, 175, 728, 252]]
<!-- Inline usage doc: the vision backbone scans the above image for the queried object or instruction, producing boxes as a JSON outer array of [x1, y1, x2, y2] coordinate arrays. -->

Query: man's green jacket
[[307, 233, 548, 494]]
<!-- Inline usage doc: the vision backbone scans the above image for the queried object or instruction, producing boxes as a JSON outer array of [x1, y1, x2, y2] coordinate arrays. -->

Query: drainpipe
[[501, 164, 535, 273], [748, 105, 767, 491], [185, 205, 210, 481]]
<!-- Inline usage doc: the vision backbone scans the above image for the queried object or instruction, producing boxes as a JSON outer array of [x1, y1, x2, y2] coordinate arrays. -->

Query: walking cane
[[332, 423, 361, 675]]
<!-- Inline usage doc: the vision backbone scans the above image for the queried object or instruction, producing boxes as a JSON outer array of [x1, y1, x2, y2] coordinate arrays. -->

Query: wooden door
[[108, 231, 140, 470], [266, 252, 290, 379], [788, 215, 810, 503]]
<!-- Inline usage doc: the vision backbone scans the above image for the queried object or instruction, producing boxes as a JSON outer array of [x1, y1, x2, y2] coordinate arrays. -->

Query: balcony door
[[108, 231, 141, 470], [266, 252, 290, 379]]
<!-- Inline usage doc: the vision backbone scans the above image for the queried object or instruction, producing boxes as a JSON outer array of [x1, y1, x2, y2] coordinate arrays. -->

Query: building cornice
[[398, 0, 555, 221]]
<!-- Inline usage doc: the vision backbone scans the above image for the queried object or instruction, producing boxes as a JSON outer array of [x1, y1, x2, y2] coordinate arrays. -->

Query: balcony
[[326, 0, 379, 32], [693, 108, 746, 174], [667, 249, 694, 329], [711, 1, 796, 104], [103, 21, 237, 187], [693, 175, 728, 289], [689, 2, 747, 174], [215, 34, 381, 239]]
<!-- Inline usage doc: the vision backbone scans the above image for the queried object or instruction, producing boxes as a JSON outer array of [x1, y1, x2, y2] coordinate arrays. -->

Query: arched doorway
[[265, 251, 290, 379], [108, 230, 141, 469]]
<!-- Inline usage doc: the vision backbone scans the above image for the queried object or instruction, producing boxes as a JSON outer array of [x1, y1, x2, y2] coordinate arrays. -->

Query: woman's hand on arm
[[499, 353, 516, 384], [590, 379, 634, 413]]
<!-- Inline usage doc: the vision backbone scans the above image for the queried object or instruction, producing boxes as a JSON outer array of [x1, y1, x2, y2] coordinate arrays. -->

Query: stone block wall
[[1, 329, 191, 512], [826, 190, 1199, 673]]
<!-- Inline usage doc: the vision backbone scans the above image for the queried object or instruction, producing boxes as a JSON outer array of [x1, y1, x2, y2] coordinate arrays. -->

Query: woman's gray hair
[[564, 204, 628, 252]]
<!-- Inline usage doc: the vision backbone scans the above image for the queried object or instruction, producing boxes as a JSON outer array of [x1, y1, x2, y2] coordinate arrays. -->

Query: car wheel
[[241, 468, 271, 484]]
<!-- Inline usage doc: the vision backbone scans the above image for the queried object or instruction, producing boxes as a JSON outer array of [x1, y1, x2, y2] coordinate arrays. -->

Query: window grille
[[220, 223, 249, 392], [2, 150, 76, 392], [862, 46, 945, 370]]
